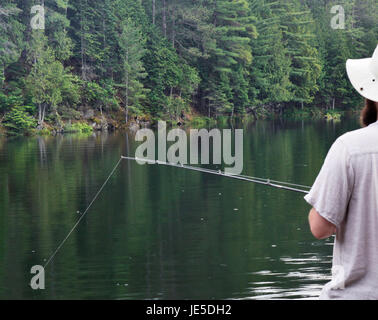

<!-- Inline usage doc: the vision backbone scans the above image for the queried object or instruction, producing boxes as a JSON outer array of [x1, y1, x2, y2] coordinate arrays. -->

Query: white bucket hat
[[346, 45, 378, 102]]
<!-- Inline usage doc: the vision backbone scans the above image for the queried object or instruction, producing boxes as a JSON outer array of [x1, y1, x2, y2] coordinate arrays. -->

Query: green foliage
[[118, 18, 148, 121], [0, 90, 23, 113], [0, 0, 377, 127], [283, 106, 343, 120], [143, 33, 194, 116], [166, 96, 188, 120], [44, 0, 73, 62], [200, 0, 257, 115], [305, 0, 377, 109], [248, 0, 292, 105], [64, 122, 93, 133], [3, 106, 37, 135], [325, 110, 342, 121], [25, 32, 80, 125], [83, 80, 119, 112], [189, 116, 217, 128], [0, 3, 24, 86], [279, 0, 322, 105]]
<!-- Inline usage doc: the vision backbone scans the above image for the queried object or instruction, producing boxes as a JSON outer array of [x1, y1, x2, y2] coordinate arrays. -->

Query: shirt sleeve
[[304, 138, 354, 228]]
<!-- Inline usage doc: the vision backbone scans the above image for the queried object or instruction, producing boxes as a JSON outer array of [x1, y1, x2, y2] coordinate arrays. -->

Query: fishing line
[[43, 157, 123, 269], [43, 155, 310, 268]]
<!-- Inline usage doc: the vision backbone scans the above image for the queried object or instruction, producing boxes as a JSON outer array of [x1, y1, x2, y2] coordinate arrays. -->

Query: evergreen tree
[[44, 0, 73, 62], [1, 0, 377, 129], [26, 31, 79, 128], [69, 0, 104, 80], [201, 0, 257, 115], [118, 18, 148, 123], [248, 0, 292, 108], [0, 2, 24, 88], [278, 0, 322, 108]]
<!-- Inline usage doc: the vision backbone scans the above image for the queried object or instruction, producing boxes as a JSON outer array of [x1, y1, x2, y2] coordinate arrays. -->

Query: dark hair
[[361, 99, 378, 127]]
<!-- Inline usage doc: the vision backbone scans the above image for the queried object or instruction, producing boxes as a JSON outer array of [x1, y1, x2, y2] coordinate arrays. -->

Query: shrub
[[325, 110, 342, 121], [64, 121, 93, 133], [165, 96, 189, 120], [3, 106, 37, 135], [190, 116, 216, 127], [83, 80, 119, 112], [0, 90, 24, 113], [38, 127, 52, 135]]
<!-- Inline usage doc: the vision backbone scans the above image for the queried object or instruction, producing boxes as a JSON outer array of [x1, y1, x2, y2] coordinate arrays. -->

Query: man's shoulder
[[337, 123, 378, 156]]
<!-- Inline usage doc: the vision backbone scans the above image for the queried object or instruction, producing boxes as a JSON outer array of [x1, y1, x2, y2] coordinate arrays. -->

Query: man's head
[[361, 99, 378, 127], [346, 45, 378, 124]]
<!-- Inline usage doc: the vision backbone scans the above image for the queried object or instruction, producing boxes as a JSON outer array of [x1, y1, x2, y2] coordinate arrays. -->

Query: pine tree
[[201, 0, 257, 115], [248, 0, 292, 108], [118, 18, 148, 123], [70, 0, 103, 80], [0, 2, 24, 88], [26, 31, 79, 128], [1, 0, 378, 125], [278, 0, 322, 108], [44, 0, 73, 62]]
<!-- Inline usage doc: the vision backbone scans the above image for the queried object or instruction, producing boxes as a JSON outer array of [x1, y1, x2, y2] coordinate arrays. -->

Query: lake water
[[0, 116, 361, 300]]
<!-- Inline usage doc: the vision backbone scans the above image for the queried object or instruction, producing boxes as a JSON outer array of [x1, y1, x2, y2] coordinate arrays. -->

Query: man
[[306, 45, 378, 300]]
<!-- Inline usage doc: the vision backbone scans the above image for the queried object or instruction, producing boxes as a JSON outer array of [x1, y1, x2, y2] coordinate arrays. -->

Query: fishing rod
[[121, 156, 310, 194], [43, 156, 310, 269]]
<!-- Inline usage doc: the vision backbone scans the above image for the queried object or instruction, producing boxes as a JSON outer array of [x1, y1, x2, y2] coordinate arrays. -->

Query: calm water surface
[[0, 117, 360, 300]]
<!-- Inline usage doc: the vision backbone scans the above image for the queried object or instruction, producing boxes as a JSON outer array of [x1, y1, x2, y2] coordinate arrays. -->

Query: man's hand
[[308, 208, 336, 239]]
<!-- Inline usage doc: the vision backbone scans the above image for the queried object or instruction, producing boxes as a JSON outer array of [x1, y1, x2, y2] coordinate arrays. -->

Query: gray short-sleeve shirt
[[304, 120, 378, 300]]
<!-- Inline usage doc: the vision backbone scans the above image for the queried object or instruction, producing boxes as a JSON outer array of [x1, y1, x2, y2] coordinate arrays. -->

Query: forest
[[0, 0, 377, 134]]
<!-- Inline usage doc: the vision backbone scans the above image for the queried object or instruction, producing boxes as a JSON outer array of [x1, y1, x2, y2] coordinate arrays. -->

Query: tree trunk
[[38, 104, 42, 125], [125, 50, 129, 124], [152, 0, 156, 25], [80, 1, 87, 80], [81, 27, 86, 79], [64, 2, 68, 32], [251, 107, 257, 120], [332, 98, 335, 110], [162, 0, 167, 37], [38, 103, 47, 128], [0, 64, 4, 89], [102, 15, 106, 77], [171, 5, 175, 47], [42, 104, 46, 124]]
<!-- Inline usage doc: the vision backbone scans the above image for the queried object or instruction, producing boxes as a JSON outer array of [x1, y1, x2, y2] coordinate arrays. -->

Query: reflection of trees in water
[[37, 136, 47, 166], [0, 138, 5, 152], [100, 131, 109, 156]]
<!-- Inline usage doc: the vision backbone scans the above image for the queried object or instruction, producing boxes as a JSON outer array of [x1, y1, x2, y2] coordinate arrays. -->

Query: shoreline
[[0, 106, 357, 137]]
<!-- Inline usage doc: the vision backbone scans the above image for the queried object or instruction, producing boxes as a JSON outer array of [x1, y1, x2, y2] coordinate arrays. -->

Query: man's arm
[[308, 208, 336, 240]]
